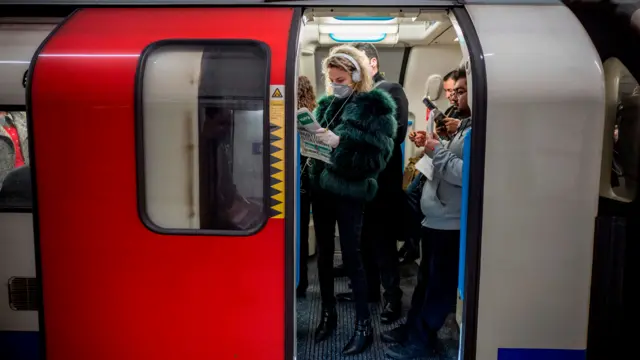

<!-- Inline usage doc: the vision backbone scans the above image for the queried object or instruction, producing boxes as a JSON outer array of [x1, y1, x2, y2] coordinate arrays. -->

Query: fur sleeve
[[329, 89, 398, 178], [313, 95, 334, 127]]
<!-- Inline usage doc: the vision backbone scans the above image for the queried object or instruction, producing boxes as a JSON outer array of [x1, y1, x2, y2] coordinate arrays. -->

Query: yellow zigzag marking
[[272, 181, 285, 192]]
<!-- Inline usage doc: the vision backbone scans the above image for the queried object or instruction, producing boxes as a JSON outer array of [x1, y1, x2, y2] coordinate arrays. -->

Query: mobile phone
[[422, 97, 438, 111], [423, 97, 445, 128]]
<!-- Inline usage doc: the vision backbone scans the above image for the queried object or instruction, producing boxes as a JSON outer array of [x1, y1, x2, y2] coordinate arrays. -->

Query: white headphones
[[329, 53, 362, 83]]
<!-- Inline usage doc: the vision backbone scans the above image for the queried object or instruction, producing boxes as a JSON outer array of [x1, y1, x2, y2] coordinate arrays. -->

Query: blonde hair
[[321, 44, 373, 95], [297, 75, 317, 111]]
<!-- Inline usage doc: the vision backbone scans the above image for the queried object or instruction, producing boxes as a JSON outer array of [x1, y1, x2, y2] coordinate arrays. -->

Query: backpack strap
[[374, 80, 387, 89]]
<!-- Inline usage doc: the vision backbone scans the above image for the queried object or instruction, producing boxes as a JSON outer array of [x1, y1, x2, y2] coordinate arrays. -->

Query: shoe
[[342, 319, 373, 355], [381, 324, 408, 344], [380, 301, 402, 324], [314, 307, 337, 342], [384, 341, 434, 359], [333, 264, 347, 278], [336, 291, 381, 303]]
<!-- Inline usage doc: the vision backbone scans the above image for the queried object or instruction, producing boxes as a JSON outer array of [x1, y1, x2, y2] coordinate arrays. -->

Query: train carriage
[[0, 1, 636, 360]]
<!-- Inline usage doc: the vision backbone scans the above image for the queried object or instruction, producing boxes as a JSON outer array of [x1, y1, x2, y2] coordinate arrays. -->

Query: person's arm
[[423, 136, 464, 187], [386, 83, 409, 145], [431, 146, 463, 186]]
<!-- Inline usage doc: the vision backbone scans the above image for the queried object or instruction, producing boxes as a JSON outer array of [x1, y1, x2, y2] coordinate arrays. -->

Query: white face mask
[[331, 83, 353, 98]]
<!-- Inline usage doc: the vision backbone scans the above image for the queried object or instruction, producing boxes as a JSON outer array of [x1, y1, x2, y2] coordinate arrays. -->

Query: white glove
[[314, 128, 340, 148]]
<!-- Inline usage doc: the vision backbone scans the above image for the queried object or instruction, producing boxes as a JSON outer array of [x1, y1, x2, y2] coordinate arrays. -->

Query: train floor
[[296, 253, 460, 360]]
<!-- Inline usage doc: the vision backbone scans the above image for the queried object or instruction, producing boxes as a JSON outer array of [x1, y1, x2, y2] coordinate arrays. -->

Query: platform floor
[[296, 254, 460, 360]]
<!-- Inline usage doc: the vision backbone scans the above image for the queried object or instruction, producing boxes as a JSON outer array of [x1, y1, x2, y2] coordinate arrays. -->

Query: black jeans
[[298, 171, 311, 292], [361, 190, 403, 303], [406, 227, 460, 346], [313, 191, 370, 321]]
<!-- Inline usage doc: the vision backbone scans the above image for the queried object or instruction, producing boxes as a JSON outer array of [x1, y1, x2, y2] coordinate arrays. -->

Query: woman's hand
[[315, 128, 340, 148]]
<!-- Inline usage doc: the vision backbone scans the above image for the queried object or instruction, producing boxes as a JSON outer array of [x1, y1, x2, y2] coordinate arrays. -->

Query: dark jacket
[[372, 72, 409, 199], [309, 89, 397, 201]]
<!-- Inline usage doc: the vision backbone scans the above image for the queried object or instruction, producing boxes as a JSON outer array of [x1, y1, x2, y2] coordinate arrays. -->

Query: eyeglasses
[[451, 88, 467, 96]]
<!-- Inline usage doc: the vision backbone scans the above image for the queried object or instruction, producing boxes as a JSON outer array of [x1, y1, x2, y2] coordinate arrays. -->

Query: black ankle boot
[[342, 319, 373, 355], [314, 307, 337, 342]]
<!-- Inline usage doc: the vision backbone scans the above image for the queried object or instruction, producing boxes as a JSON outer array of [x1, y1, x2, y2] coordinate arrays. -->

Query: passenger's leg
[[336, 200, 381, 303], [398, 175, 425, 266], [311, 192, 338, 342], [296, 181, 311, 297], [421, 230, 459, 335], [372, 192, 403, 323], [335, 197, 373, 355], [361, 205, 381, 296], [381, 226, 432, 344], [385, 228, 460, 359]]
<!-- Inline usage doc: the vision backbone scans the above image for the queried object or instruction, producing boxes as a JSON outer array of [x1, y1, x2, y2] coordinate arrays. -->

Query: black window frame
[[0, 104, 32, 213], [134, 39, 272, 236]]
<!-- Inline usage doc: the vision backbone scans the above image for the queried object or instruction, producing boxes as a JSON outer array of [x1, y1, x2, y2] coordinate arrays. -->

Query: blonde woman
[[308, 45, 397, 355]]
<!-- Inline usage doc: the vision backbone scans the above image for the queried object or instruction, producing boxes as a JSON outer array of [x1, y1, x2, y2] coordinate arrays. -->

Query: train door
[[465, 3, 603, 360], [564, 1, 640, 358], [28, 7, 299, 360]]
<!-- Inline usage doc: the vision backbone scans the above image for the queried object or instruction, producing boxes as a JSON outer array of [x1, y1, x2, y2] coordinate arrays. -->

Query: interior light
[[331, 16, 396, 24], [319, 24, 398, 34], [329, 33, 387, 43], [454, 37, 459, 42]]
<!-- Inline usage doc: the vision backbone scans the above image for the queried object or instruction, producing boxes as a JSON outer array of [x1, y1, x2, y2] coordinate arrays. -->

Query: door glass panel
[[0, 110, 31, 210], [140, 42, 269, 233], [605, 58, 640, 201]]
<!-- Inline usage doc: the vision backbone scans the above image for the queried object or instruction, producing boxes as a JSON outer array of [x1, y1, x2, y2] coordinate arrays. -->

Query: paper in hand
[[415, 156, 434, 181]]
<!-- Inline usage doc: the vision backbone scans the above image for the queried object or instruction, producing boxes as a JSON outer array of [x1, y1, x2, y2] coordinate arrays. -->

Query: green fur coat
[[309, 89, 398, 201]]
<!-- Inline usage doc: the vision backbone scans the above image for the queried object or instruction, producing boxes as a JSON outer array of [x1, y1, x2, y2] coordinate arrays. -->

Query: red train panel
[[30, 8, 293, 360]]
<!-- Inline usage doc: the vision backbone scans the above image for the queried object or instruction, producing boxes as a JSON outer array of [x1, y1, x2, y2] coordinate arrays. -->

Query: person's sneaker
[[380, 324, 408, 344], [384, 341, 434, 359], [380, 301, 402, 324]]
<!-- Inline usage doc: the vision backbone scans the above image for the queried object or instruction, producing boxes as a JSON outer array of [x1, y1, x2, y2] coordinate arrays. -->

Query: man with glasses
[[401, 69, 464, 264], [384, 68, 471, 359]]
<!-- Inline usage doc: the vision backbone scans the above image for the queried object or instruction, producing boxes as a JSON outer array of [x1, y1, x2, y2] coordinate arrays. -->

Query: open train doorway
[[293, 7, 478, 360]]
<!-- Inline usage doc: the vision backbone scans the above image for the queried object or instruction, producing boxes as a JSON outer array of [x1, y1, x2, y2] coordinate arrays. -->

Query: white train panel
[[469, 3, 604, 359]]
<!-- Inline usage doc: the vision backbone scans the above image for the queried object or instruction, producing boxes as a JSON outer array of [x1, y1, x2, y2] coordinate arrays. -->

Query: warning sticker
[[269, 85, 285, 124], [269, 85, 285, 219], [272, 87, 283, 98]]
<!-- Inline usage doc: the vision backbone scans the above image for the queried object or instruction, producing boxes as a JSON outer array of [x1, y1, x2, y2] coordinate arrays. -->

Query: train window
[[601, 58, 640, 202], [0, 111, 31, 211], [139, 42, 270, 234]]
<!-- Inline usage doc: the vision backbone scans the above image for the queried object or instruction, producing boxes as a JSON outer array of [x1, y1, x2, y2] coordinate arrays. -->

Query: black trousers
[[406, 227, 460, 346], [297, 176, 311, 292], [313, 191, 370, 320], [361, 190, 403, 303]]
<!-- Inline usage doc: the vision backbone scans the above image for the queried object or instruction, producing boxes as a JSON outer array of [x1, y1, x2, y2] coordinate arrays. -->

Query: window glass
[[141, 43, 268, 232], [0, 110, 31, 210], [610, 63, 640, 200]]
